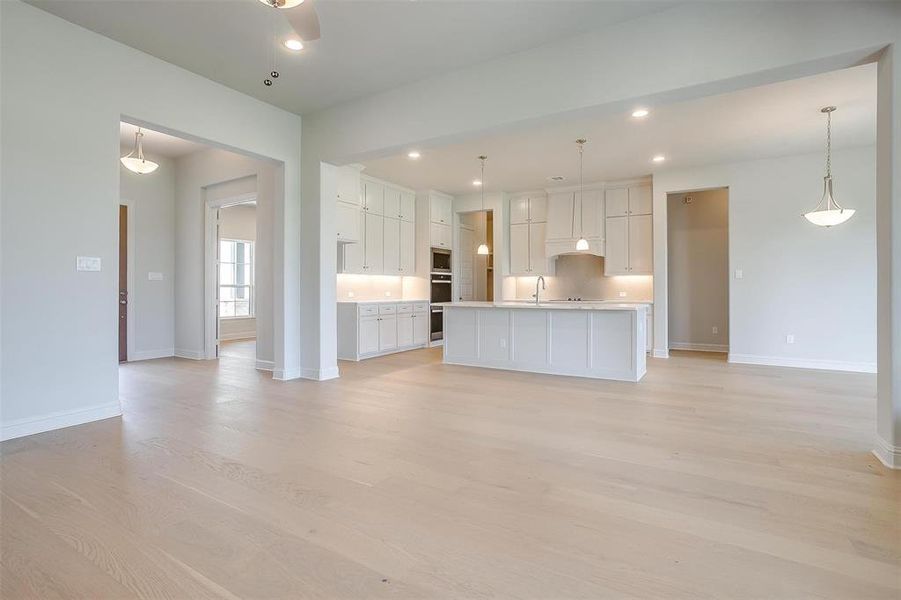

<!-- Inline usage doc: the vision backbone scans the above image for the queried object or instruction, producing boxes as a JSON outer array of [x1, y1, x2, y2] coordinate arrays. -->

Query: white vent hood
[[546, 239, 605, 259]]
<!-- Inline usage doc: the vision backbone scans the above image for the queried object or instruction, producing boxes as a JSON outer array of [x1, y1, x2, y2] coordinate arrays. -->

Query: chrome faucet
[[533, 275, 546, 305]]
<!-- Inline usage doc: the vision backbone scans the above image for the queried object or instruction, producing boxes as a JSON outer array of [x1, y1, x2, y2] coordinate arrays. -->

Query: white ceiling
[[120, 121, 208, 157], [28, 0, 677, 115], [361, 64, 877, 195]]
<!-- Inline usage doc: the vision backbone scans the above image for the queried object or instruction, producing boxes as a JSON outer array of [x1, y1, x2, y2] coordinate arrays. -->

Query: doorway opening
[[666, 188, 730, 355], [215, 200, 258, 361], [456, 209, 494, 302]]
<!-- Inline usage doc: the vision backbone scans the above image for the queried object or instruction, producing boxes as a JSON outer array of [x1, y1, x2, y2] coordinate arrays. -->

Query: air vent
[[547, 175, 565, 182]]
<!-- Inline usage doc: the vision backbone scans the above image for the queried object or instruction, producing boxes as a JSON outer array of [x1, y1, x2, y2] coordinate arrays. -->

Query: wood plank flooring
[[1, 347, 898, 599]]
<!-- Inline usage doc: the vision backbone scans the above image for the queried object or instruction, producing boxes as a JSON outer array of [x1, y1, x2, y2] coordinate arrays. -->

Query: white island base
[[441, 302, 647, 382]]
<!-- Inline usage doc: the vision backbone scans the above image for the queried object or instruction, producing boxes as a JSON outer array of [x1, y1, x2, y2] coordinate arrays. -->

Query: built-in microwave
[[431, 248, 451, 273]]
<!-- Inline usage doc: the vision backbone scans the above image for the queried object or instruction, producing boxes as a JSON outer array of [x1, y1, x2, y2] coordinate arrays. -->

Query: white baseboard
[[174, 348, 205, 360], [669, 342, 729, 353], [131, 348, 175, 361], [651, 349, 669, 358], [219, 333, 257, 342], [727, 353, 877, 373], [301, 366, 340, 381], [255, 359, 274, 371], [1, 402, 122, 442], [273, 367, 302, 381], [873, 436, 901, 469]]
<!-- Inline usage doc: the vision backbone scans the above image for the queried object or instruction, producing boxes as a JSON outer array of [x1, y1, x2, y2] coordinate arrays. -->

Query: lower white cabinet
[[338, 302, 430, 360]]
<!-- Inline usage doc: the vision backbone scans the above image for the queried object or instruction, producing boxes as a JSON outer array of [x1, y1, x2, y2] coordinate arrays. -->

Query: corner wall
[[653, 146, 877, 372]]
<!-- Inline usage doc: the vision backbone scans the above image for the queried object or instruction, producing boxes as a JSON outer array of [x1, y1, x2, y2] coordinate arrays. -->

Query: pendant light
[[120, 128, 159, 175], [804, 106, 854, 227], [476, 155, 490, 255], [575, 139, 589, 250]]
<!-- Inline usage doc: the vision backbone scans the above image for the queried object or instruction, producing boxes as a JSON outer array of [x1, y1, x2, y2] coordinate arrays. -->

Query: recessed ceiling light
[[652, 155, 666, 163], [407, 150, 421, 159], [260, 0, 304, 8], [631, 108, 650, 118], [284, 38, 304, 51], [472, 180, 482, 186]]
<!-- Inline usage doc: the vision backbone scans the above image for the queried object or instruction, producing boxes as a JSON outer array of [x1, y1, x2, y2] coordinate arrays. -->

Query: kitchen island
[[437, 301, 647, 382]]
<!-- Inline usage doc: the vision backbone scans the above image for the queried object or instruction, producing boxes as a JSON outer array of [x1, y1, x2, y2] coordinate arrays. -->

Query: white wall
[[667, 189, 729, 351], [653, 146, 876, 371], [119, 149, 176, 361], [1, 1, 301, 440], [175, 149, 275, 364], [219, 203, 257, 341]]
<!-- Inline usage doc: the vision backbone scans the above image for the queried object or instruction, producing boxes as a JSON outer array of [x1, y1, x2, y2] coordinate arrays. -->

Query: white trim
[[727, 353, 877, 373], [669, 342, 729, 353], [301, 366, 340, 381], [1, 402, 122, 442], [872, 436, 901, 470], [273, 367, 302, 381], [219, 332, 257, 342], [174, 348, 206, 360], [131, 348, 175, 361], [652, 349, 669, 358], [255, 359, 274, 371]]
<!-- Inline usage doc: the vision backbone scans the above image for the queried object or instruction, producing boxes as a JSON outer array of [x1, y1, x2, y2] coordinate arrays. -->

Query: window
[[219, 239, 254, 318]]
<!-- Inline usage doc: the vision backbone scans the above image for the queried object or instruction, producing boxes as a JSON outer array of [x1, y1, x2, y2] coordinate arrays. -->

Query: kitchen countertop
[[435, 301, 647, 311], [337, 299, 429, 304]]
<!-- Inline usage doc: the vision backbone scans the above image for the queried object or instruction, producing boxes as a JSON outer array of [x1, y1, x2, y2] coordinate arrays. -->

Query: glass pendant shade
[[575, 237, 589, 251], [121, 129, 159, 175], [804, 107, 853, 227], [476, 243, 490, 255]]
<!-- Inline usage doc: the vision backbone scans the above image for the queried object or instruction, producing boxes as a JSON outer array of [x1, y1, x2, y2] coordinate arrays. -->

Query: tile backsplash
[[511, 254, 653, 301]]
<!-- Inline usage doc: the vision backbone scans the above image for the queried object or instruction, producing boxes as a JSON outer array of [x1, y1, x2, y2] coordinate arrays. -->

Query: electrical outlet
[[618, 291, 627, 298], [384, 291, 391, 297], [347, 291, 355, 298], [734, 269, 743, 280], [712, 326, 718, 335], [786, 334, 795, 344], [499, 339, 506, 349]]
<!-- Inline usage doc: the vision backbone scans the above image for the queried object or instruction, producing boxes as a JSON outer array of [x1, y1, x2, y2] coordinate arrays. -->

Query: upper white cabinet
[[509, 193, 552, 276], [430, 192, 453, 226], [604, 184, 653, 275], [430, 222, 451, 249], [510, 193, 546, 225], [384, 217, 415, 275], [336, 202, 360, 243], [336, 166, 362, 207], [399, 191, 415, 222], [363, 212, 384, 273], [361, 178, 385, 216], [545, 189, 605, 257]]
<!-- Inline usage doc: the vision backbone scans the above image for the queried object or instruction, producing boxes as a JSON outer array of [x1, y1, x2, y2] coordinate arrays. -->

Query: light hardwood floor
[[1, 348, 898, 599]]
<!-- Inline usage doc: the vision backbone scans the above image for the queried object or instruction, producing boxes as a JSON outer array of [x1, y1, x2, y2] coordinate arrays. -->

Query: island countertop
[[434, 301, 647, 312]]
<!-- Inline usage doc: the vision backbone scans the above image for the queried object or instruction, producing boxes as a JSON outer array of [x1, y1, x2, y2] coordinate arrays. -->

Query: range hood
[[546, 238, 605, 259]]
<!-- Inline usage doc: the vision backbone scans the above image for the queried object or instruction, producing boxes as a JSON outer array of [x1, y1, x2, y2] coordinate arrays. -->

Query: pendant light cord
[[825, 109, 832, 179], [579, 140, 584, 237]]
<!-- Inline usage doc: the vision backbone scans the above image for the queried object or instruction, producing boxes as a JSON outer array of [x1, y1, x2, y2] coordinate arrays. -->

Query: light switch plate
[[734, 269, 743, 279], [786, 334, 795, 344], [76, 256, 101, 272], [148, 272, 163, 281]]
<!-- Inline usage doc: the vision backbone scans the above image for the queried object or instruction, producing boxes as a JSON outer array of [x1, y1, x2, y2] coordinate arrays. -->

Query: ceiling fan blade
[[284, 1, 320, 41]]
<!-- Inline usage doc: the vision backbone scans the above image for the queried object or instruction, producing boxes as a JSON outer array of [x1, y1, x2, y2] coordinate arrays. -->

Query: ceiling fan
[[258, 0, 320, 43]]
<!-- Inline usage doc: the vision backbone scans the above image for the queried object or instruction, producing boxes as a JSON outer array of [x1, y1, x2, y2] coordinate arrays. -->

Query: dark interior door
[[119, 205, 128, 362]]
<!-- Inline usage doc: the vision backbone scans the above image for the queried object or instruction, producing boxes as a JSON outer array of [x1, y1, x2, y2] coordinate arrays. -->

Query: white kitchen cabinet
[[337, 166, 362, 206], [510, 193, 547, 225], [430, 193, 452, 225], [510, 221, 551, 275], [413, 311, 429, 345], [383, 217, 401, 274], [361, 178, 384, 216], [379, 315, 397, 351], [606, 184, 651, 217], [546, 189, 604, 243], [384, 186, 402, 219], [604, 217, 629, 273], [337, 302, 430, 360], [628, 214, 653, 273], [397, 313, 414, 347], [604, 210, 653, 275], [336, 202, 360, 243], [363, 212, 384, 273], [399, 191, 415, 222], [400, 219, 415, 274], [546, 192, 575, 240], [359, 316, 379, 355], [430, 222, 451, 249]]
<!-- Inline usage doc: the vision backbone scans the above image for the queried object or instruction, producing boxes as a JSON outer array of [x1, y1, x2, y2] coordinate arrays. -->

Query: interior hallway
[[0, 350, 897, 598]]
